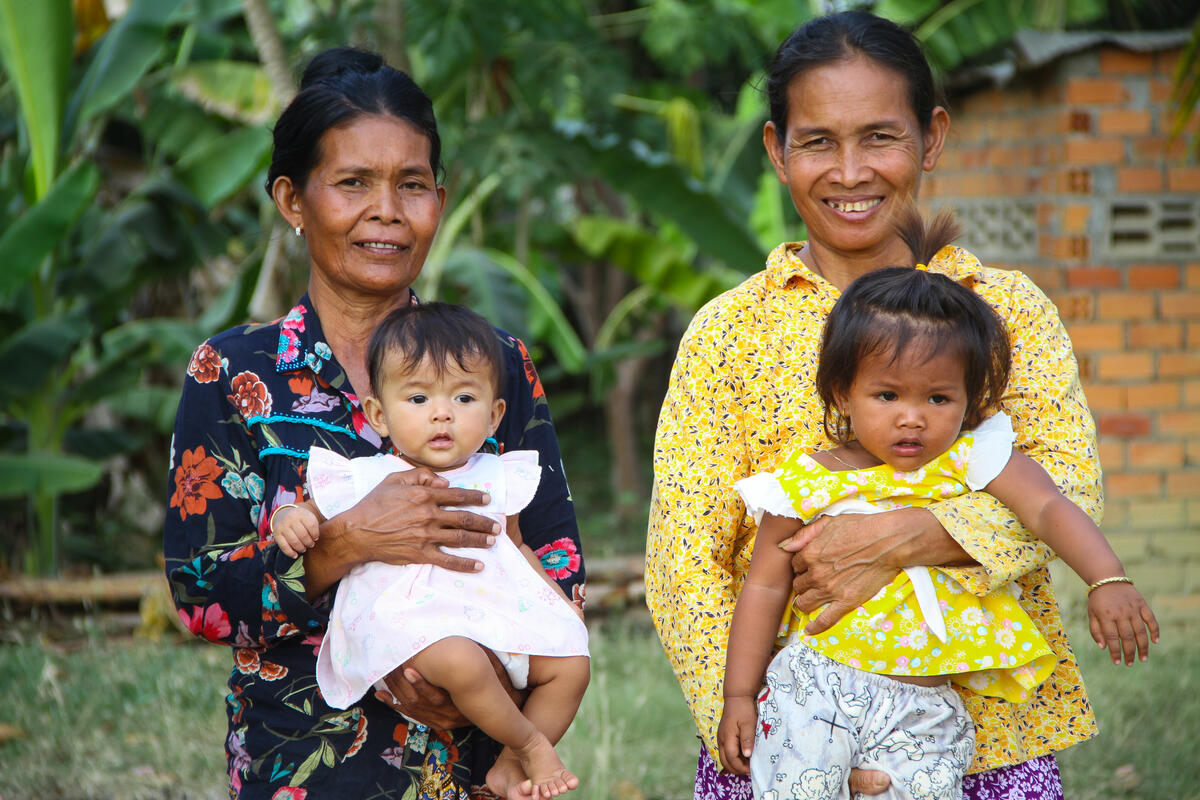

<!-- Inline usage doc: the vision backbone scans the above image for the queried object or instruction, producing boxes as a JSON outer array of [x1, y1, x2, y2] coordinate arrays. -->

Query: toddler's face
[[364, 353, 504, 471], [839, 343, 968, 473]]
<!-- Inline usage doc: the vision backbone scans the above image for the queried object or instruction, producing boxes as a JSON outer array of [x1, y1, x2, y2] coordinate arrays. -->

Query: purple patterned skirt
[[693, 745, 1064, 800]]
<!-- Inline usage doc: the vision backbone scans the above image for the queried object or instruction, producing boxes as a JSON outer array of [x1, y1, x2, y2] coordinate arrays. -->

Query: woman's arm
[[785, 507, 973, 634], [719, 513, 802, 774], [647, 308, 751, 758], [163, 341, 325, 648]]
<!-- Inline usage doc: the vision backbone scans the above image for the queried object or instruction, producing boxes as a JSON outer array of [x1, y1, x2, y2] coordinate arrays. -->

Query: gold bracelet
[[1087, 576, 1133, 596], [268, 503, 299, 534]]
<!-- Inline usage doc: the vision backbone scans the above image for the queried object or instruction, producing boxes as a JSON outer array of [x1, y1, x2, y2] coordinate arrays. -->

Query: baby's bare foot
[[531, 769, 579, 799], [513, 732, 577, 798], [486, 754, 534, 800]]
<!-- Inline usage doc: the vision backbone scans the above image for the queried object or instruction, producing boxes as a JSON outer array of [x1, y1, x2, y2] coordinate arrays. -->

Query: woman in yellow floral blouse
[[646, 11, 1103, 800]]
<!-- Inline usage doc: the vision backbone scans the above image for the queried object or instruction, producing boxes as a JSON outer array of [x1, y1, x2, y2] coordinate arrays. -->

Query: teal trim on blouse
[[258, 446, 310, 459], [245, 414, 357, 439]]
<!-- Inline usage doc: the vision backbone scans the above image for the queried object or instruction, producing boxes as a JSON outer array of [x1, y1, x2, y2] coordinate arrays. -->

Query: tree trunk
[[242, 0, 297, 322], [241, 0, 295, 102], [376, 0, 408, 73], [605, 355, 644, 524]]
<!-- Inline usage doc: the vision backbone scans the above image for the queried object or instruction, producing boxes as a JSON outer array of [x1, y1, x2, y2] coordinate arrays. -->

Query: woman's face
[[763, 55, 948, 267], [275, 114, 446, 301]]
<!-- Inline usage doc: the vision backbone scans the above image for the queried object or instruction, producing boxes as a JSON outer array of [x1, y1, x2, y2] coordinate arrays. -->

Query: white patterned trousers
[[750, 644, 975, 800]]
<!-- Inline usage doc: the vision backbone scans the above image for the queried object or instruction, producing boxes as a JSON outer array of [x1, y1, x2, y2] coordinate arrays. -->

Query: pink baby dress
[[308, 446, 589, 710]]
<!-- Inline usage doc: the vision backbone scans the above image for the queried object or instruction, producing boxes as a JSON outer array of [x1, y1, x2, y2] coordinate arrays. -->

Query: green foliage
[[175, 125, 272, 208], [557, 120, 765, 271], [1, 0, 1190, 575], [64, 0, 188, 139], [0, 452, 104, 498], [0, 0, 267, 573], [873, 0, 1187, 75], [172, 59, 281, 125], [0, 161, 99, 295], [1169, 13, 1200, 157], [571, 216, 741, 312], [0, 0, 72, 198]]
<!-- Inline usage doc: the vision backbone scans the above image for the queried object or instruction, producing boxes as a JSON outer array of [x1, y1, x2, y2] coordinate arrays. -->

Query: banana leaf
[[0, 0, 72, 198], [0, 312, 89, 405], [571, 215, 744, 312], [0, 161, 99, 297], [0, 453, 104, 499], [556, 120, 765, 271], [175, 125, 272, 208], [62, 0, 188, 144], [483, 248, 587, 373], [171, 59, 280, 125]]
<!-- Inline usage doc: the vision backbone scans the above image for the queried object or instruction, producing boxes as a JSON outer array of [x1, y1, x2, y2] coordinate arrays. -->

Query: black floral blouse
[[163, 295, 585, 800]]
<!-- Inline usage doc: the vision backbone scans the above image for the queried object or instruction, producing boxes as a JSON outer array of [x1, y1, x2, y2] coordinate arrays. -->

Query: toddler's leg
[[487, 655, 589, 799], [750, 644, 854, 800], [857, 682, 975, 800]]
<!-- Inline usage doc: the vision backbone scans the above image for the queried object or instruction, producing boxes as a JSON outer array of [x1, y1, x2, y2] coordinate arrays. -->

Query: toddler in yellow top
[[718, 209, 1158, 800]]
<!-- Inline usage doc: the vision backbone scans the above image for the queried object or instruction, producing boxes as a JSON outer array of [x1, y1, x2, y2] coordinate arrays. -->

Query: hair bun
[[300, 47, 385, 90]]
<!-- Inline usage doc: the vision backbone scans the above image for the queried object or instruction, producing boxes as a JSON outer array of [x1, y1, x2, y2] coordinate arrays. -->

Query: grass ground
[[0, 612, 1196, 800]]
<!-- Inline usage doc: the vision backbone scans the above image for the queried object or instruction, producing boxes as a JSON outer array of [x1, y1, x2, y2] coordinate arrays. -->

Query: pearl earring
[[294, 225, 302, 237]]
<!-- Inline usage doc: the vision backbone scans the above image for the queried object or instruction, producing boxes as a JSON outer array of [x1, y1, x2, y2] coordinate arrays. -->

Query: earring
[[837, 408, 852, 439], [294, 225, 303, 237]]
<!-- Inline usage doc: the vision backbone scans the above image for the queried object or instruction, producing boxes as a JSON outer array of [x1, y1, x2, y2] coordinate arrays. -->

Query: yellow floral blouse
[[646, 242, 1102, 774]]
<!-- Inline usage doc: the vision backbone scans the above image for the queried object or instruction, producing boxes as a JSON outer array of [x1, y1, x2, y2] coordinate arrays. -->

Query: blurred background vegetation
[[0, 0, 1196, 578]]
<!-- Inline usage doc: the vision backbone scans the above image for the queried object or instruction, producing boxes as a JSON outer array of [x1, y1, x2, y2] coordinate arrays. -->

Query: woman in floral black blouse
[[163, 47, 584, 800]]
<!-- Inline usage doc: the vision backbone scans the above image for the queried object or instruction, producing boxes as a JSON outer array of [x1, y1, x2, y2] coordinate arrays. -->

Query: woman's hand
[[304, 467, 501, 598], [781, 506, 969, 635], [378, 650, 525, 731]]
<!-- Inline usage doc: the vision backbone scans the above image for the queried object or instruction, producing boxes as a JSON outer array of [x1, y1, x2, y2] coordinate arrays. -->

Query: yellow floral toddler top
[[735, 413, 1058, 704]]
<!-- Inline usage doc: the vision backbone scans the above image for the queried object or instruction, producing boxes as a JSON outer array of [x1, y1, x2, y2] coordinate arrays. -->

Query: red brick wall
[[923, 43, 1199, 615]]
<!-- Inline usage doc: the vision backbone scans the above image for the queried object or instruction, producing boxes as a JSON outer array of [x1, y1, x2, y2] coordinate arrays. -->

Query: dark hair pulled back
[[766, 11, 942, 141], [367, 302, 504, 399], [815, 207, 1010, 443], [264, 47, 442, 197]]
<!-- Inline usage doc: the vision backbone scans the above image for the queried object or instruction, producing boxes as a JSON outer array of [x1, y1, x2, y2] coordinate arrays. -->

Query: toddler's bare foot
[[513, 732, 577, 798]]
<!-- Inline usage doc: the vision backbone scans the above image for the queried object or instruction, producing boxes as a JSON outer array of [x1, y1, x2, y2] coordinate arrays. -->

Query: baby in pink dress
[[271, 303, 589, 800]]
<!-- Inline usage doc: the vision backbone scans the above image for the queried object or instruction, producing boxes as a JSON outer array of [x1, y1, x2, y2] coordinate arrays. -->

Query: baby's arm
[[270, 500, 324, 558], [984, 451, 1159, 664], [718, 512, 802, 775], [509, 516, 583, 621]]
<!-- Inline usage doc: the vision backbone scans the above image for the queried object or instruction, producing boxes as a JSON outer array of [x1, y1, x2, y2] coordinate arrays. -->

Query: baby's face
[[364, 354, 504, 471]]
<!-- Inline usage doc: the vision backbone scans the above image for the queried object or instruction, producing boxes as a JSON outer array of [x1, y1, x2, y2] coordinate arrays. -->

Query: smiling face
[[763, 55, 948, 280], [273, 114, 446, 303], [838, 340, 969, 473], [363, 353, 505, 471]]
